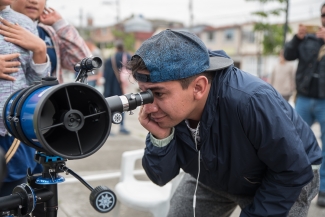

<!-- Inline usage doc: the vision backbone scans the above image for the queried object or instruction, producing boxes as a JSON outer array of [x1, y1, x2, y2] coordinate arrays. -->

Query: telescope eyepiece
[[106, 90, 153, 114]]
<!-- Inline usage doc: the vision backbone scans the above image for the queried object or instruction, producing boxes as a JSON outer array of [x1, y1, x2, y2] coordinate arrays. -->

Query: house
[[199, 16, 320, 77]]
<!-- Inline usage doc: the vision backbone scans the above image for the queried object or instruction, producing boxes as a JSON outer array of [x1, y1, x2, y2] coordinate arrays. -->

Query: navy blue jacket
[[142, 51, 322, 216]]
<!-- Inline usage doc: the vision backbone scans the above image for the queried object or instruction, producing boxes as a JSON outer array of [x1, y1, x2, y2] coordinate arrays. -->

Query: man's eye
[[154, 92, 163, 97]]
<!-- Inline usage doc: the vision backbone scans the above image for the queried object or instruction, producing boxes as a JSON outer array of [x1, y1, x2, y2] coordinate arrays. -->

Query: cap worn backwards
[[133, 29, 233, 83]]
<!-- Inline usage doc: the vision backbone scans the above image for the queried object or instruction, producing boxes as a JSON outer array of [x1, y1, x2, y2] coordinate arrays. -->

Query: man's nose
[[28, 0, 38, 4], [144, 101, 158, 113]]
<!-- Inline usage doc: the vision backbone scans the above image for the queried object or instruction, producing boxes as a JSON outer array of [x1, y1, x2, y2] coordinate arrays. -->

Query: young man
[[284, 3, 325, 207], [128, 29, 322, 217]]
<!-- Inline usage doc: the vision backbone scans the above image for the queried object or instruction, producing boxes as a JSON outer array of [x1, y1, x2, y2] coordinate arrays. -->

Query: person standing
[[128, 29, 322, 217], [269, 50, 296, 101], [11, 0, 91, 83], [284, 2, 325, 207], [103, 41, 131, 134]]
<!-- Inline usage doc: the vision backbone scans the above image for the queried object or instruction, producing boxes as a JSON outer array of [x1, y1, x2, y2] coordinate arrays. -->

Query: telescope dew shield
[[3, 80, 111, 159]]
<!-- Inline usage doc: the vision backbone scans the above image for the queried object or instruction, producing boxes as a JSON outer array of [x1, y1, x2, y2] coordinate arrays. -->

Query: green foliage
[[247, 0, 289, 55], [257, 24, 285, 55], [111, 29, 136, 52]]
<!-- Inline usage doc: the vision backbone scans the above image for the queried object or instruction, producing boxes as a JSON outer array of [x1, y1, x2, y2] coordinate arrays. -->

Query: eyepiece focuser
[[106, 90, 153, 124]]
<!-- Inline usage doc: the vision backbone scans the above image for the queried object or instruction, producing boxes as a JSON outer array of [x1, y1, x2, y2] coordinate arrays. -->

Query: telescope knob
[[89, 186, 116, 213], [112, 112, 123, 124]]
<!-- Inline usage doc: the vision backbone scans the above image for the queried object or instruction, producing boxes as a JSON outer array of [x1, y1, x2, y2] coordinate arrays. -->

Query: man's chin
[[157, 123, 172, 129], [157, 120, 181, 129]]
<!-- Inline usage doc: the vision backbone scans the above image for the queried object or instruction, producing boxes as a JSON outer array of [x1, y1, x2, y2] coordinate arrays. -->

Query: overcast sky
[[47, 0, 322, 28]]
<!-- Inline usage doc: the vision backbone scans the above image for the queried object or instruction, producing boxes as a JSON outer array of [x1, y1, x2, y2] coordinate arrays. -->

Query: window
[[100, 28, 108, 36], [243, 31, 255, 43], [224, 29, 235, 42], [207, 32, 215, 42]]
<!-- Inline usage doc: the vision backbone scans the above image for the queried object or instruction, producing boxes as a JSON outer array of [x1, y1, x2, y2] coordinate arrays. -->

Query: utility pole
[[116, 0, 120, 23], [189, 0, 193, 29], [79, 7, 83, 37], [283, 0, 289, 47], [103, 0, 120, 23]]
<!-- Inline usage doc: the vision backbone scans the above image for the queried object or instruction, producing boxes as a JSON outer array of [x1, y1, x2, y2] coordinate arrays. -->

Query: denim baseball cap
[[132, 29, 233, 83]]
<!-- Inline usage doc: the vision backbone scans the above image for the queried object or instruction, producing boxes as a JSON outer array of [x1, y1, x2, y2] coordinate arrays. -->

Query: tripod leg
[[44, 185, 58, 217]]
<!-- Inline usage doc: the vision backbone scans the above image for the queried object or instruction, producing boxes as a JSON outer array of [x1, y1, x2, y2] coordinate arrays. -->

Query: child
[[11, 0, 91, 82]]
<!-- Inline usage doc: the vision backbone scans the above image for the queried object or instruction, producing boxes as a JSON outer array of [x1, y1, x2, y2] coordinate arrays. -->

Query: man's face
[[11, 0, 46, 21], [321, 7, 325, 27], [137, 70, 197, 129]]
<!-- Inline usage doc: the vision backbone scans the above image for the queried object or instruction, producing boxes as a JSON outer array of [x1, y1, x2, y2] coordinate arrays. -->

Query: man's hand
[[0, 17, 47, 64], [39, 7, 63, 26], [297, 24, 307, 40], [0, 53, 21, 81], [316, 27, 325, 42], [139, 105, 172, 139]]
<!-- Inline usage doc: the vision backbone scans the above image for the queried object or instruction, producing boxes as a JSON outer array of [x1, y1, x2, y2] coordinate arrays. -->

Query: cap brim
[[206, 56, 234, 71]]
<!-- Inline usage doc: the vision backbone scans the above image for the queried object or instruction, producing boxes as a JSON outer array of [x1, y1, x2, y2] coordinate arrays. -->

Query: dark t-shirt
[[37, 26, 57, 75]]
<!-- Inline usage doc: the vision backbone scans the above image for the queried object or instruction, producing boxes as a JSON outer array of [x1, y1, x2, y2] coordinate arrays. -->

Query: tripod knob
[[89, 186, 116, 213]]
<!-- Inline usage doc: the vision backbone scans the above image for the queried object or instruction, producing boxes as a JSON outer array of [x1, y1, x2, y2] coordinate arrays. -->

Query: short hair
[[322, 2, 325, 11], [115, 40, 124, 51], [127, 56, 215, 89]]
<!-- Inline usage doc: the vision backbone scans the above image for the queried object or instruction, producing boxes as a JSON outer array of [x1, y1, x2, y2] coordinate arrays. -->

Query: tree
[[112, 29, 136, 52], [247, 0, 290, 55]]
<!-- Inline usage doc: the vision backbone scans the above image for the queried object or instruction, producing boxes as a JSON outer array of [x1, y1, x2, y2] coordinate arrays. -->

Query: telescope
[[0, 57, 153, 217]]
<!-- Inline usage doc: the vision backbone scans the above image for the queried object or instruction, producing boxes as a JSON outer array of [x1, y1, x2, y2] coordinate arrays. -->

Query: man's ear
[[193, 76, 209, 100]]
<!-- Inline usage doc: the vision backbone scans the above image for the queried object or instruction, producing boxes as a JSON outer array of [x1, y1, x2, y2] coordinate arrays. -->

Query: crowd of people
[[0, 0, 324, 217]]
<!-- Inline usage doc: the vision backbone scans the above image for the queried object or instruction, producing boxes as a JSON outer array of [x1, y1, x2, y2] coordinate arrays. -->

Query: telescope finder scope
[[74, 56, 102, 72]]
